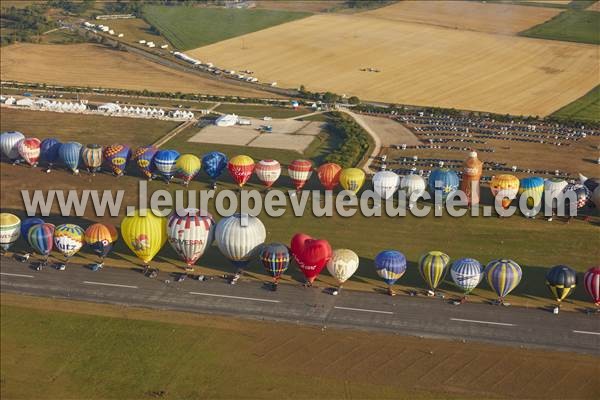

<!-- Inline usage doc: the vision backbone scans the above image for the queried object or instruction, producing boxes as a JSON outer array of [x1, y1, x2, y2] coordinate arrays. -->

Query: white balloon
[[373, 171, 400, 200], [0, 131, 25, 160], [215, 214, 266, 266], [255, 159, 281, 187], [400, 174, 426, 199], [167, 208, 215, 267], [326, 248, 359, 284], [544, 178, 568, 209]]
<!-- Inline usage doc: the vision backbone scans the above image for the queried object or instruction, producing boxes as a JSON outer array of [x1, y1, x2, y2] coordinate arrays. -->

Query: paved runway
[[1, 257, 598, 355]]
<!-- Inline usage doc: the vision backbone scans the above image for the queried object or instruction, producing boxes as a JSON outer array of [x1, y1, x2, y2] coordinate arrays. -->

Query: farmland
[[0, 43, 279, 98], [0, 108, 178, 147], [187, 13, 599, 117], [551, 85, 600, 122], [142, 5, 311, 50], [361, 0, 561, 34], [520, 10, 600, 44], [3, 295, 599, 399]]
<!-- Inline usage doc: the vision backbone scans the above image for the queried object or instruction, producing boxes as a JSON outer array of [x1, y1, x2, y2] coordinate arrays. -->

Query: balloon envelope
[[485, 259, 522, 300], [84, 223, 118, 258], [260, 242, 290, 280], [418, 251, 450, 291], [375, 250, 407, 285], [255, 159, 281, 188], [428, 168, 459, 200], [215, 214, 266, 268], [290, 233, 332, 283], [490, 174, 519, 208], [175, 154, 202, 184], [58, 141, 83, 173], [0, 213, 20, 251], [20, 217, 44, 239], [121, 209, 167, 265], [1, 131, 25, 160], [133, 145, 157, 179], [17, 138, 41, 166], [103, 144, 131, 176], [519, 177, 544, 208], [167, 208, 215, 266], [202, 151, 228, 181], [544, 178, 567, 209], [450, 258, 483, 294], [54, 224, 85, 258], [326, 248, 359, 284], [583, 266, 600, 305], [339, 168, 365, 194], [154, 150, 180, 180], [545, 265, 577, 302], [27, 223, 55, 256], [228, 155, 255, 187], [40, 138, 61, 165], [373, 171, 400, 200], [81, 144, 103, 172], [562, 183, 590, 210], [317, 163, 342, 190], [400, 174, 426, 199], [288, 159, 313, 190]]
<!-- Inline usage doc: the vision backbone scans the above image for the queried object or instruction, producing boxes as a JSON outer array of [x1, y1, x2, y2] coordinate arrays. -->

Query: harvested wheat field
[[188, 14, 599, 116], [0, 43, 278, 98], [361, 0, 561, 34]]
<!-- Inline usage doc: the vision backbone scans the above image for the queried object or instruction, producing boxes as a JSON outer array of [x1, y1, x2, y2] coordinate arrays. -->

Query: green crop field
[[142, 5, 311, 50], [520, 10, 600, 44], [551, 85, 600, 122]]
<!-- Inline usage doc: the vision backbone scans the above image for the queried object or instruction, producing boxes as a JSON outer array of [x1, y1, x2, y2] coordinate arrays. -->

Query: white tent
[[16, 98, 34, 107], [157, 109, 165, 117], [34, 99, 50, 108], [98, 103, 120, 113], [4, 97, 16, 105]]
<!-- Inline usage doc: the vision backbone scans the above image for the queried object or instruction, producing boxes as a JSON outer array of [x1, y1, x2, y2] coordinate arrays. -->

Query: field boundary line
[[189, 292, 280, 303], [82, 281, 138, 289], [334, 306, 393, 315], [450, 318, 515, 327]]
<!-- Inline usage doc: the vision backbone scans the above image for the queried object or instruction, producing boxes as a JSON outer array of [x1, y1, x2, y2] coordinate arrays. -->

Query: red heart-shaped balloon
[[290, 233, 332, 283]]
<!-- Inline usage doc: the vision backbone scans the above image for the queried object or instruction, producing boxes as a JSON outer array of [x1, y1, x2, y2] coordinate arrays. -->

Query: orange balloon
[[317, 163, 342, 190]]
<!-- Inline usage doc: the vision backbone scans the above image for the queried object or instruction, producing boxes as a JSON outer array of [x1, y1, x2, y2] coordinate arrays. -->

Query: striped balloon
[[288, 159, 313, 190], [428, 168, 459, 201], [175, 154, 202, 185], [167, 208, 215, 267], [215, 214, 266, 269], [418, 251, 450, 291], [255, 159, 281, 188], [58, 141, 83, 174], [374, 250, 407, 286], [260, 242, 290, 282], [0, 131, 25, 160], [54, 224, 85, 258], [133, 145, 157, 179], [81, 144, 103, 173], [27, 223, 55, 257], [228, 155, 255, 188], [545, 265, 577, 303], [0, 213, 21, 252], [317, 163, 342, 190], [450, 258, 484, 294], [40, 138, 61, 166], [485, 259, 522, 301], [519, 177, 544, 209], [20, 217, 44, 239], [154, 149, 180, 182], [17, 137, 41, 166], [84, 223, 118, 259], [103, 144, 131, 176], [583, 266, 600, 306]]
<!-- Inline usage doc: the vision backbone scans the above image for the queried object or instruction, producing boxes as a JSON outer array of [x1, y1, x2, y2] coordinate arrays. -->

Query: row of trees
[[0, 3, 54, 45], [325, 112, 371, 168]]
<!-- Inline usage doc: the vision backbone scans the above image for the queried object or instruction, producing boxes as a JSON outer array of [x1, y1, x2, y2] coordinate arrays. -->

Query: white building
[[16, 98, 34, 107], [215, 114, 239, 127]]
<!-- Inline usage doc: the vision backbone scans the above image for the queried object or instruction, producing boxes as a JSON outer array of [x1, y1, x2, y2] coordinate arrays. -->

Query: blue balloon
[[20, 217, 45, 239], [27, 223, 55, 257], [520, 176, 544, 191], [375, 250, 407, 285], [40, 138, 61, 165], [154, 149, 180, 181], [58, 141, 83, 173], [428, 168, 460, 200], [202, 151, 228, 181]]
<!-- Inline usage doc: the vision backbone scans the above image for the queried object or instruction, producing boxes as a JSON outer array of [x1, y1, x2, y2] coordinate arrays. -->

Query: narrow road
[[152, 120, 196, 148], [1, 258, 598, 355]]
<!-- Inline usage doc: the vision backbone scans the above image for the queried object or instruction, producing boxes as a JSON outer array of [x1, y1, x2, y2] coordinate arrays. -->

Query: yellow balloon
[[120, 209, 167, 265], [175, 154, 202, 184], [339, 168, 366, 194]]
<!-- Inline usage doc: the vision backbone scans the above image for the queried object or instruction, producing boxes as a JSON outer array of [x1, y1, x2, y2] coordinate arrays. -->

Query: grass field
[[142, 5, 311, 50], [101, 17, 169, 47], [187, 13, 599, 117], [551, 85, 600, 122], [214, 103, 308, 118], [2, 295, 599, 400], [520, 10, 600, 44], [0, 43, 279, 99], [0, 108, 179, 147], [362, 1, 561, 34]]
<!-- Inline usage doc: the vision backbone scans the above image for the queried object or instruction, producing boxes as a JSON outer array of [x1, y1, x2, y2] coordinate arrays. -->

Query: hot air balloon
[[27, 223, 55, 268], [154, 149, 180, 183], [592, 187, 600, 210], [175, 154, 202, 186], [133, 145, 157, 180], [202, 151, 228, 188], [259, 242, 290, 290], [17, 137, 41, 167], [288, 159, 313, 191], [317, 163, 342, 190], [121, 209, 167, 275], [326, 248, 359, 293], [418, 251, 450, 295], [562, 183, 590, 216], [544, 178, 568, 220], [290, 233, 332, 286], [490, 174, 519, 209], [103, 144, 131, 176], [215, 213, 266, 284], [40, 138, 61, 172], [228, 155, 255, 188], [0, 131, 25, 161], [255, 159, 281, 189], [53, 224, 85, 269], [450, 258, 483, 300], [374, 250, 407, 296], [578, 173, 600, 193], [583, 266, 600, 307], [0, 213, 20, 254], [519, 176, 544, 218], [484, 259, 522, 304], [58, 141, 83, 174], [401, 174, 426, 207], [373, 171, 400, 200], [339, 168, 365, 194], [428, 168, 459, 201], [18, 217, 44, 260], [167, 208, 215, 269], [81, 144, 103, 174], [84, 223, 118, 268], [545, 265, 577, 307]]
